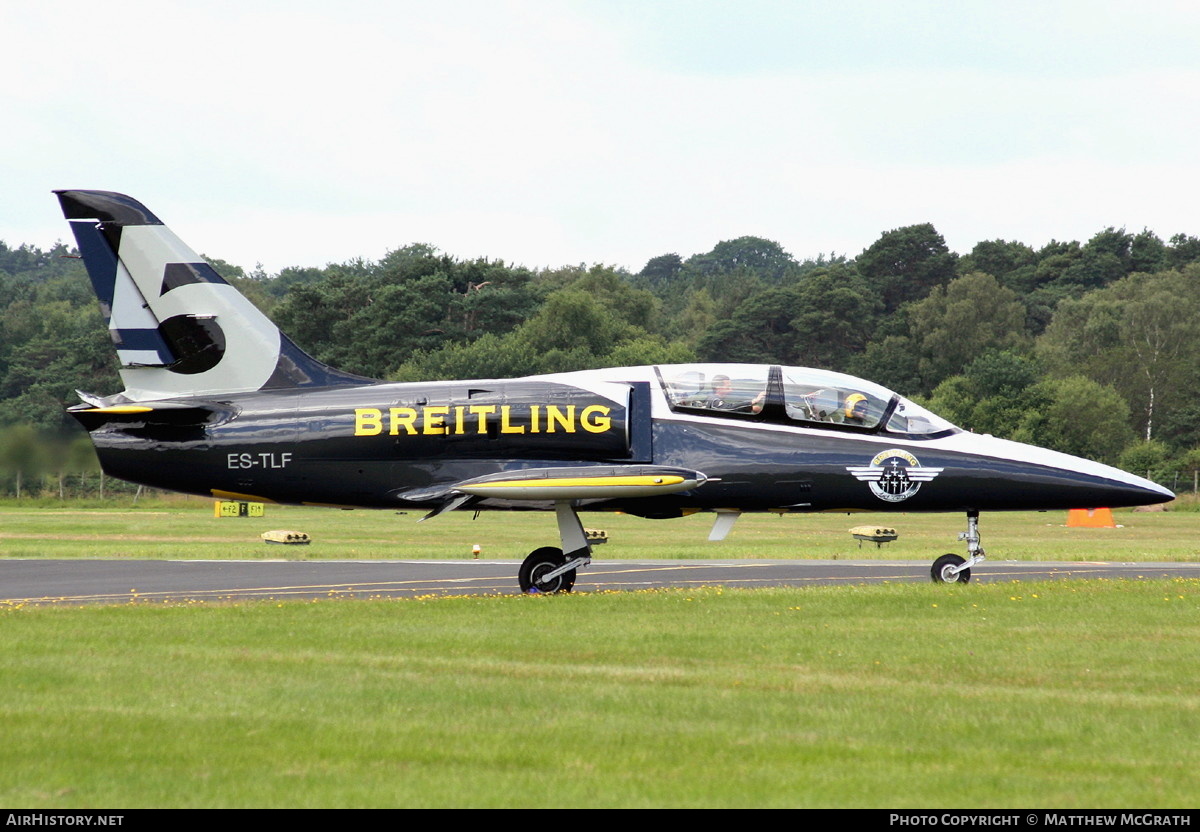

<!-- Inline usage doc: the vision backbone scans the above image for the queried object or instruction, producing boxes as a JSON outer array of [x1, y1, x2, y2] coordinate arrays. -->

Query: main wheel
[[931, 553, 971, 584], [518, 546, 576, 594]]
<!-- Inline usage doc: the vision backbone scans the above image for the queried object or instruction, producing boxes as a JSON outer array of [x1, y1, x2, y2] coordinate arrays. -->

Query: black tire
[[931, 553, 971, 584], [518, 547, 576, 594]]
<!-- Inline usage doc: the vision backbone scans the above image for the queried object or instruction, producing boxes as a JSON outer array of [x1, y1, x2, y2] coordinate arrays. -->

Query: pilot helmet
[[844, 393, 869, 419]]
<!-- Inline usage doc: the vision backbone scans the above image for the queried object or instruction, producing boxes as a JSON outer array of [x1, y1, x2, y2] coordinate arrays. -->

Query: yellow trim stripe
[[475, 475, 685, 490], [82, 406, 154, 414]]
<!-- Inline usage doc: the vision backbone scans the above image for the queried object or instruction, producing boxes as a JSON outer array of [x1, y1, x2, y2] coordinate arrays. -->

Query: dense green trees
[[269, 245, 546, 379], [0, 261, 120, 433], [1012, 376, 1135, 464], [907, 272, 1030, 390], [392, 266, 691, 381], [695, 264, 880, 368], [1038, 267, 1200, 444], [857, 223, 958, 314]]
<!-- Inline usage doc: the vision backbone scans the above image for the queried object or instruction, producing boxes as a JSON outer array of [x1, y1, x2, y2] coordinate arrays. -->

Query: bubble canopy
[[656, 363, 959, 438]]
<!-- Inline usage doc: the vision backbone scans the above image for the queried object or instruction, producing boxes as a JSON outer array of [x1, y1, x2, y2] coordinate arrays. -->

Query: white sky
[[3, 0, 1199, 274]]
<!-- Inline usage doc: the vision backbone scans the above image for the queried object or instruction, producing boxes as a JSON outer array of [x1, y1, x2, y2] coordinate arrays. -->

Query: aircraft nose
[[1121, 476, 1175, 506], [1041, 462, 1174, 510], [936, 432, 1175, 510], [1099, 473, 1176, 506], [1036, 471, 1172, 511]]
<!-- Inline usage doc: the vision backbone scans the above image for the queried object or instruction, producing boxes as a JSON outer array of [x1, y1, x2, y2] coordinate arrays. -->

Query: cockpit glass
[[883, 398, 958, 436], [659, 364, 770, 415], [657, 363, 959, 437], [779, 366, 957, 435], [779, 366, 890, 429]]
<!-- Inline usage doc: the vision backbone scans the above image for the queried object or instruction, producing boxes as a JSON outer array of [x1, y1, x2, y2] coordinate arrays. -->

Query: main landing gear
[[930, 510, 986, 584], [518, 504, 988, 591], [518, 501, 592, 594]]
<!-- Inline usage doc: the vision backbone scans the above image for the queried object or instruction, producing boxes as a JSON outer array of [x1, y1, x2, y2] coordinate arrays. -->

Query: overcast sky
[[3, 0, 1198, 274]]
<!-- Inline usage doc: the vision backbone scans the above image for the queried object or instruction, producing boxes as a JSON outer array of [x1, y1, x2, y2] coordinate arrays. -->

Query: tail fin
[[56, 190, 370, 401]]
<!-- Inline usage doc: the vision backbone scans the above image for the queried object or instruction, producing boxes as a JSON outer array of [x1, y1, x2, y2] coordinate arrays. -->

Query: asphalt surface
[[3, 558, 1200, 605]]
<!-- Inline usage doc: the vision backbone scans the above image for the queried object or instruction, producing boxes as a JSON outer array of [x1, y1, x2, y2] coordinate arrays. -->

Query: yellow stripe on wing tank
[[455, 473, 703, 501], [79, 406, 155, 414], [477, 475, 685, 490]]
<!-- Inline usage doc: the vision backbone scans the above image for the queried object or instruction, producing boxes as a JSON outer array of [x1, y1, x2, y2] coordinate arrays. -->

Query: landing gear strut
[[931, 510, 986, 584], [518, 501, 592, 593]]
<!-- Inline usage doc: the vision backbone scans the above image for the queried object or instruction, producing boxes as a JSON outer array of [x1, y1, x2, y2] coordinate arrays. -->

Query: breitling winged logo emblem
[[846, 449, 943, 503]]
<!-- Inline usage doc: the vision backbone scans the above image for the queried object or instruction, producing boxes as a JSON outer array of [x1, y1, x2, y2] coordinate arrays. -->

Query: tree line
[[2, 221, 1200, 497]]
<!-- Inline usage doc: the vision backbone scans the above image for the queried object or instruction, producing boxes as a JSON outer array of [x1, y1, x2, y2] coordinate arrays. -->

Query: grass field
[[0, 501, 1197, 808], [0, 499, 1194, 563]]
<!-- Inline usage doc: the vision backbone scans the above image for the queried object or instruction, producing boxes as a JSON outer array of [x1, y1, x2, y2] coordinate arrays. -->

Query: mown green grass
[[1, 501, 1197, 808], [2, 580, 1198, 808], [0, 501, 1194, 562]]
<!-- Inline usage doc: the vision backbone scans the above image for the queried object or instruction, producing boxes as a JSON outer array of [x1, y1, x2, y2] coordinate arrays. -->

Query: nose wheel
[[930, 511, 984, 584]]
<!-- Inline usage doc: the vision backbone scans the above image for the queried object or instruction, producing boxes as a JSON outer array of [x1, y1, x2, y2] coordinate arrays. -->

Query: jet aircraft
[[55, 190, 1174, 591]]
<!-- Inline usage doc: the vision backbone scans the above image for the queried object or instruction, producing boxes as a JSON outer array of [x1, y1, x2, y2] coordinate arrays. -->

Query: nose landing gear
[[931, 510, 985, 584]]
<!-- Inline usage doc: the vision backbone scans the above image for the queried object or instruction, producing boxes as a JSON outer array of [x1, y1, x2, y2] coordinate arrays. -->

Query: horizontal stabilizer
[[68, 400, 231, 431]]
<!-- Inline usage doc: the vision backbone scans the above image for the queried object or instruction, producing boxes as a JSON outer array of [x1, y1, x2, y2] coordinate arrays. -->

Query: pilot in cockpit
[[708, 375, 766, 414], [843, 392, 870, 425]]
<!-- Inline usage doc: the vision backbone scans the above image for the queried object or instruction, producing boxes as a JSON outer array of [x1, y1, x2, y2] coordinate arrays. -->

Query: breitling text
[[353, 404, 614, 437]]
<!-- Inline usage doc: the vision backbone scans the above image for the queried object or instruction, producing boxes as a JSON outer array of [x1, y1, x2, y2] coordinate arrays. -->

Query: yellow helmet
[[845, 393, 868, 419]]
